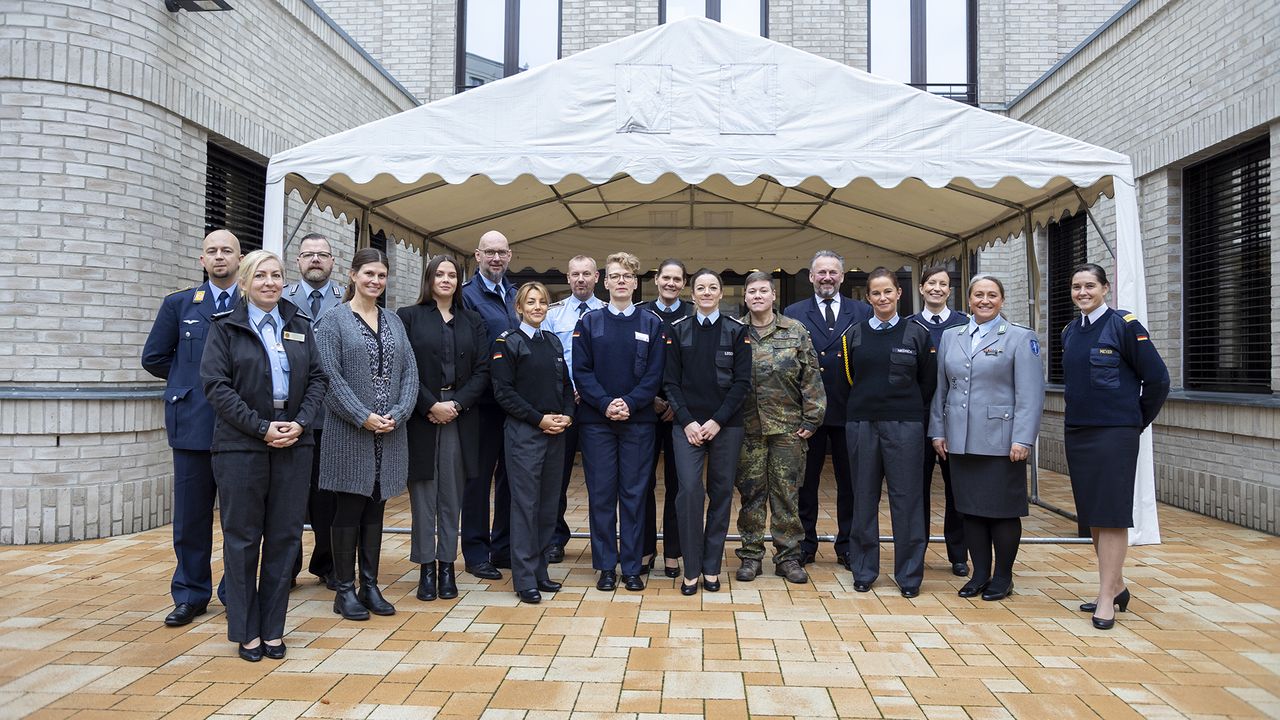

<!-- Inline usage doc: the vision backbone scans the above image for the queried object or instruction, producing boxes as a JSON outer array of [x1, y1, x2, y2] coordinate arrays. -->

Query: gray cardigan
[[314, 305, 419, 498]]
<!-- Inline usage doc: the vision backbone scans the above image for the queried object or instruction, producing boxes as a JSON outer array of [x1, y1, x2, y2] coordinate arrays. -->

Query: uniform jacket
[[489, 329, 576, 426], [142, 282, 227, 451], [545, 294, 606, 384], [928, 317, 1045, 456], [783, 296, 872, 426], [638, 299, 694, 402], [571, 306, 667, 423], [461, 271, 518, 346], [742, 314, 826, 436], [662, 314, 753, 428], [839, 316, 938, 421], [282, 280, 343, 321], [199, 298, 328, 453], [314, 306, 419, 498], [397, 302, 490, 479], [1061, 307, 1169, 428]]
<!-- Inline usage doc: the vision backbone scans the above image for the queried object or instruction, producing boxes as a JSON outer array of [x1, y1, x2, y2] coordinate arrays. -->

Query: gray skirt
[[949, 453, 1029, 519]]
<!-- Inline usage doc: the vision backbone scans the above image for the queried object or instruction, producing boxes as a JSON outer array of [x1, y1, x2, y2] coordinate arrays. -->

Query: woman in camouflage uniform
[[734, 271, 826, 584]]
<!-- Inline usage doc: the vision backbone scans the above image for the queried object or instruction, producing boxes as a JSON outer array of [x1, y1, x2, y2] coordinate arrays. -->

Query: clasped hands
[[362, 413, 397, 435], [682, 419, 722, 446], [538, 414, 572, 435], [264, 421, 302, 448], [606, 397, 630, 421], [427, 401, 459, 424]]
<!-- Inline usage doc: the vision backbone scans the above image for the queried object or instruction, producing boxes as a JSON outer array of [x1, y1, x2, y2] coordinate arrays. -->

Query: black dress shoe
[[466, 562, 503, 580], [702, 577, 721, 592], [982, 578, 1013, 602], [165, 602, 208, 627], [853, 580, 872, 593], [437, 562, 459, 599], [900, 586, 920, 598], [516, 588, 542, 604], [546, 546, 565, 564], [1080, 588, 1130, 614], [837, 553, 851, 571], [263, 641, 286, 660], [1091, 614, 1116, 630], [952, 562, 969, 577], [596, 570, 617, 591], [957, 580, 990, 598], [238, 643, 263, 662], [623, 574, 645, 591], [536, 579, 562, 593], [680, 580, 699, 596], [663, 564, 681, 578], [800, 551, 816, 566]]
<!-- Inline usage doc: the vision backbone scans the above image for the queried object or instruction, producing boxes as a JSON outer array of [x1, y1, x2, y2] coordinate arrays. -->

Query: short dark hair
[[866, 266, 899, 289], [342, 248, 390, 302], [416, 254, 463, 307], [919, 265, 950, 286], [743, 270, 773, 287], [1071, 262, 1109, 287], [689, 268, 722, 287], [656, 258, 687, 278]]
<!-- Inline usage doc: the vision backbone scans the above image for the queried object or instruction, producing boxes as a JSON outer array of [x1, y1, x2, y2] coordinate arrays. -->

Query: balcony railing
[[909, 82, 977, 105]]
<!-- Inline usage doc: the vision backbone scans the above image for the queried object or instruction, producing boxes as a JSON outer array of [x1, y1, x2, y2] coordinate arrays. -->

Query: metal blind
[[205, 142, 266, 253], [1047, 213, 1087, 383], [1184, 137, 1271, 393]]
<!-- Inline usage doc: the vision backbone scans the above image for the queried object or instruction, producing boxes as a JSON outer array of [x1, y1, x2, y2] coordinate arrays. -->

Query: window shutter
[[1047, 213, 1087, 383], [205, 142, 266, 254]]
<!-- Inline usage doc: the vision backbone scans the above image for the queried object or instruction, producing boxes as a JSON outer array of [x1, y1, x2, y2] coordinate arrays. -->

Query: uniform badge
[[1029, 338, 1040, 356], [1136, 334, 1149, 342], [193, 290, 206, 303], [283, 331, 305, 342], [183, 319, 200, 325]]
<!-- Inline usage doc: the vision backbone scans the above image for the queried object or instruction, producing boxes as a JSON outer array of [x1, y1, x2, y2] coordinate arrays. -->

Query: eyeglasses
[[607, 273, 637, 282], [299, 251, 333, 260], [479, 249, 511, 258]]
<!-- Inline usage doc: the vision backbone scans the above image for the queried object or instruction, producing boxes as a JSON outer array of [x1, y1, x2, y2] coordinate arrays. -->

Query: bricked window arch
[[1046, 212, 1088, 384], [869, 0, 976, 104], [660, 0, 768, 38], [456, 0, 561, 93], [1183, 135, 1271, 394], [204, 141, 266, 253]]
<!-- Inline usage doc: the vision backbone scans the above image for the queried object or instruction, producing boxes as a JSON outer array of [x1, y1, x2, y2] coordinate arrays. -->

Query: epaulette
[[1121, 311, 1138, 323], [495, 329, 514, 341], [909, 316, 931, 330], [724, 315, 745, 326], [642, 307, 663, 320], [1061, 321, 1074, 335], [294, 309, 313, 322], [548, 299, 568, 308], [167, 286, 197, 297], [1008, 321, 1032, 330], [670, 315, 693, 326]]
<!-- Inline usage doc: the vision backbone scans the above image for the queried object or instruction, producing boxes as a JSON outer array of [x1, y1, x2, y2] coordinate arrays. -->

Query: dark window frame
[[204, 141, 266, 254], [658, 0, 770, 37], [1046, 212, 1088, 384], [867, 0, 977, 105], [1182, 136, 1271, 394], [455, 0, 563, 93]]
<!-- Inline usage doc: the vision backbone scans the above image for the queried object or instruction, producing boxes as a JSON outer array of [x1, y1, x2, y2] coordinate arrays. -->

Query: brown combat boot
[[775, 559, 809, 584], [735, 558, 762, 582]]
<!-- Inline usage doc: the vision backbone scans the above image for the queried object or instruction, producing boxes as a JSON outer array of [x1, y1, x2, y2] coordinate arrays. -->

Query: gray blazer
[[928, 317, 1044, 456], [282, 280, 344, 430], [314, 305, 419, 498]]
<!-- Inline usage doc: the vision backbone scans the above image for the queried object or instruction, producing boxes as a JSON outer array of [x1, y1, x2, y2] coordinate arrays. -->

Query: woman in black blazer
[[201, 250, 327, 662], [397, 254, 490, 601]]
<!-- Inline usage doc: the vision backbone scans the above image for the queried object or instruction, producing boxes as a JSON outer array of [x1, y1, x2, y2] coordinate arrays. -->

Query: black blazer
[[782, 295, 872, 427], [397, 302, 490, 479], [200, 299, 327, 452]]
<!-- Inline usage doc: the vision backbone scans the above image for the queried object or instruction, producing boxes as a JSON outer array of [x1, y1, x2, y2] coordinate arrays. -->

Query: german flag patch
[[492, 352, 503, 360], [1136, 334, 1149, 342]]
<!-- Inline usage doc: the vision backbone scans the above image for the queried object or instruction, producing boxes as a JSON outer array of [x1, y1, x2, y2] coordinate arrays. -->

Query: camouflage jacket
[[742, 313, 826, 436]]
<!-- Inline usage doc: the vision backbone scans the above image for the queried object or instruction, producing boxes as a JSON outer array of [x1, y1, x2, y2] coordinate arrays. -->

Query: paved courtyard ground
[[1, 468, 1277, 720]]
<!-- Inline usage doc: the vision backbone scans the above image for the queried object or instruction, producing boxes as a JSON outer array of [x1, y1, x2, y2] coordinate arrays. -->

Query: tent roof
[[265, 17, 1134, 272]]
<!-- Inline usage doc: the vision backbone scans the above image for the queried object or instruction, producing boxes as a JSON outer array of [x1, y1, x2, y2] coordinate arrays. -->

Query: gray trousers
[[672, 425, 745, 579], [847, 420, 926, 589], [408, 413, 464, 564], [505, 418, 565, 592]]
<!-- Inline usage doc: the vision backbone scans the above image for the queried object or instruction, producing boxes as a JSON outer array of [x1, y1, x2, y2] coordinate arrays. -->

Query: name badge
[[635, 332, 649, 343], [283, 331, 305, 342]]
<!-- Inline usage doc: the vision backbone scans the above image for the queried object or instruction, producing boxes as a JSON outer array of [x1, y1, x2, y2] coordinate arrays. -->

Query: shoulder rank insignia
[[997, 323, 1007, 335], [1123, 313, 1138, 322], [192, 290, 206, 303]]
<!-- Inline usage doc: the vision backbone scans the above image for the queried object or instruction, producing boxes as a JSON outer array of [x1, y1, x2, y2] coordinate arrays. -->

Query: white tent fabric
[[262, 17, 1158, 544]]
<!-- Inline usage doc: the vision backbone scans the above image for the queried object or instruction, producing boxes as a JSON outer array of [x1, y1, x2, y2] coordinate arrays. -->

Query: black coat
[[397, 302, 490, 479], [200, 299, 327, 452], [782, 295, 872, 426]]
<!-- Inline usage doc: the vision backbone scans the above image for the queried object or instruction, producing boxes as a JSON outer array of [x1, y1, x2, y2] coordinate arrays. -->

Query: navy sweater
[[843, 318, 936, 422], [572, 307, 666, 424], [1062, 308, 1169, 428]]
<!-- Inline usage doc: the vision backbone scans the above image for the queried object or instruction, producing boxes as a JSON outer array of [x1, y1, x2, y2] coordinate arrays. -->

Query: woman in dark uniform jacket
[[929, 274, 1044, 603], [397, 254, 489, 602], [1062, 263, 1169, 630], [201, 250, 327, 662], [490, 282, 575, 604]]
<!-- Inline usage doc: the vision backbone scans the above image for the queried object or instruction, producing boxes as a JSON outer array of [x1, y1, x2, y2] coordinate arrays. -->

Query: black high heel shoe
[[1091, 613, 1116, 630], [680, 580, 699, 596], [663, 562, 681, 579], [1080, 588, 1130, 613]]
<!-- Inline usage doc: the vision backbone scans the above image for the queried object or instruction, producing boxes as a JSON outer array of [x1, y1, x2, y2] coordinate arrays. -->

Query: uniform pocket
[[164, 386, 192, 436], [714, 349, 734, 389], [1089, 348, 1121, 389], [182, 323, 206, 363], [888, 351, 917, 386], [985, 405, 1014, 450]]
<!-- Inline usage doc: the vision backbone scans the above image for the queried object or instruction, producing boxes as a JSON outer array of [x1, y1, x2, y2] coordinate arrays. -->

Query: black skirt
[[1065, 425, 1140, 528], [949, 453, 1028, 519]]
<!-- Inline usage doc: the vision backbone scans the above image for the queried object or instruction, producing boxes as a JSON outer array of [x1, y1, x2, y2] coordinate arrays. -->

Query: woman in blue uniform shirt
[[201, 250, 327, 661], [1061, 263, 1169, 630]]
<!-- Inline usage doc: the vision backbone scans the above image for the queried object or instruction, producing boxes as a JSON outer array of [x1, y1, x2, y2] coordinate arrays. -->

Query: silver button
[[961, 403, 967, 408], [1004, 413, 1010, 418], [184, 331, 191, 338], [171, 395, 178, 401]]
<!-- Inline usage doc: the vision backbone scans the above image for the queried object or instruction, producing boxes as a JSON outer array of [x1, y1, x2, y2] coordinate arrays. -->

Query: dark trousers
[[291, 429, 335, 580], [580, 422, 656, 575], [462, 403, 511, 566], [847, 420, 927, 589], [645, 419, 682, 560], [799, 425, 853, 557], [213, 446, 309, 644], [507, 420, 565, 591], [923, 434, 966, 565], [552, 422, 581, 548], [672, 425, 744, 579], [172, 448, 217, 607]]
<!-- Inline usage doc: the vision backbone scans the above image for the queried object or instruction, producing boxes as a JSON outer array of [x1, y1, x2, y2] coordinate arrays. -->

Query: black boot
[[416, 563, 437, 601], [356, 521, 396, 616], [437, 561, 458, 599], [331, 526, 369, 621]]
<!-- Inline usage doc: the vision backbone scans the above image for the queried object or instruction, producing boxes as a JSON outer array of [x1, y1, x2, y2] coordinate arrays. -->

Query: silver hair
[[809, 249, 845, 271], [968, 273, 1006, 297]]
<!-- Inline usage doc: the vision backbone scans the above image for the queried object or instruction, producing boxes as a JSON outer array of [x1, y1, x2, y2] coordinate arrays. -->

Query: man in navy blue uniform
[[142, 228, 241, 627], [782, 250, 871, 569], [459, 230, 519, 579]]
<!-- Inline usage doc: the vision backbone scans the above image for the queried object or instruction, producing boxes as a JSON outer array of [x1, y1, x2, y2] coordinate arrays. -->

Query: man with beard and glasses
[[143, 229, 242, 627], [782, 250, 871, 570], [282, 233, 345, 588]]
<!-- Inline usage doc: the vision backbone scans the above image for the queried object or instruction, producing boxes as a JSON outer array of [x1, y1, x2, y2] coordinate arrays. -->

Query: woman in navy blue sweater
[[1062, 263, 1169, 630]]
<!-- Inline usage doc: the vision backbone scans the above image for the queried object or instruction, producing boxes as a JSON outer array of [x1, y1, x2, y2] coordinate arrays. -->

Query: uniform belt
[[272, 399, 287, 410]]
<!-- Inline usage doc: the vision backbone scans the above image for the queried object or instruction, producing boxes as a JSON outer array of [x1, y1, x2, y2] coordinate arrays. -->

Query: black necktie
[[577, 301, 589, 316], [309, 290, 322, 319], [533, 329, 543, 341], [1082, 316, 1091, 329], [822, 299, 835, 329], [216, 291, 229, 312], [931, 314, 942, 324], [702, 318, 712, 328]]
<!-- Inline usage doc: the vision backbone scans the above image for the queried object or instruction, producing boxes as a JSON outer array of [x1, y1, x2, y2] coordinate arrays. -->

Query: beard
[[813, 283, 838, 299], [303, 266, 331, 284]]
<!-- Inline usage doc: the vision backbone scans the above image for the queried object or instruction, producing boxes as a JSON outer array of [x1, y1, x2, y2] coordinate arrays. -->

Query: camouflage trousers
[[734, 432, 806, 563]]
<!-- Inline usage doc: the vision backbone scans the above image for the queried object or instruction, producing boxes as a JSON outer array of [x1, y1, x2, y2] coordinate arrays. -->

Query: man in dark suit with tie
[[142, 228, 242, 627], [782, 250, 871, 569], [281, 233, 344, 587]]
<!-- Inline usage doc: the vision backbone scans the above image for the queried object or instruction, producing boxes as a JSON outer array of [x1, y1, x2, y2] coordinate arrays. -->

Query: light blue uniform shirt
[[247, 303, 290, 400], [695, 309, 721, 325], [966, 315, 1002, 352], [606, 303, 636, 317], [545, 294, 605, 384], [870, 313, 899, 330]]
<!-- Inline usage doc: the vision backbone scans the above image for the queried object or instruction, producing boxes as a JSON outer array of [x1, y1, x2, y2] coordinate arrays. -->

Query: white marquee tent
[[263, 17, 1158, 543]]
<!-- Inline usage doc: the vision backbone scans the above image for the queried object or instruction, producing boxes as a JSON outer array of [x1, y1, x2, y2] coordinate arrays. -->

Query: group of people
[[143, 227, 1169, 662]]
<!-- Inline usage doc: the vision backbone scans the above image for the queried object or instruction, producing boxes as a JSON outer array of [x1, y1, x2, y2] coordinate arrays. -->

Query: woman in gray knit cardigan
[[314, 248, 419, 621]]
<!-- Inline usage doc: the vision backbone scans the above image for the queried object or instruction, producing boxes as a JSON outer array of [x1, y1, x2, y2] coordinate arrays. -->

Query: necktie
[[216, 291, 229, 313], [1082, 316, 1091, 329], [970, 326, 981, 351], [533, 329, 543, 341], [877, 320, 887, 330], [931, 314, 942, 324], [260, 314, 278, 339], [577, 301, 589, 316], [822, 299, 835, 329], [309, 290, 323, 319]]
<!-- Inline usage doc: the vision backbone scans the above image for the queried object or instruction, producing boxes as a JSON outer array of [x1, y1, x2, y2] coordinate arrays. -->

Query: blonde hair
[[236, 250, 283, 297], [605, 251, 641, 276], [514, 281, 550, 319]]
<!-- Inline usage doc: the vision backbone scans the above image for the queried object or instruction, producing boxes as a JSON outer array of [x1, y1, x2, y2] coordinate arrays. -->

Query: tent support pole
[[1073, 189, 1116, 259], [359, 208, 370, 250], [786, 184, 960, 242], [283, 185, 323, 254]]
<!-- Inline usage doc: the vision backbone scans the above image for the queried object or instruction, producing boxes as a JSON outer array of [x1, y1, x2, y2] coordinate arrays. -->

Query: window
[[1046, 213, 1087, 383], [660, 0, 768, 37], [205, 141, 265, 253], [869, 0, 975, 104], [1183, 136, 1271, 393], [456, 0, 561, 92]]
